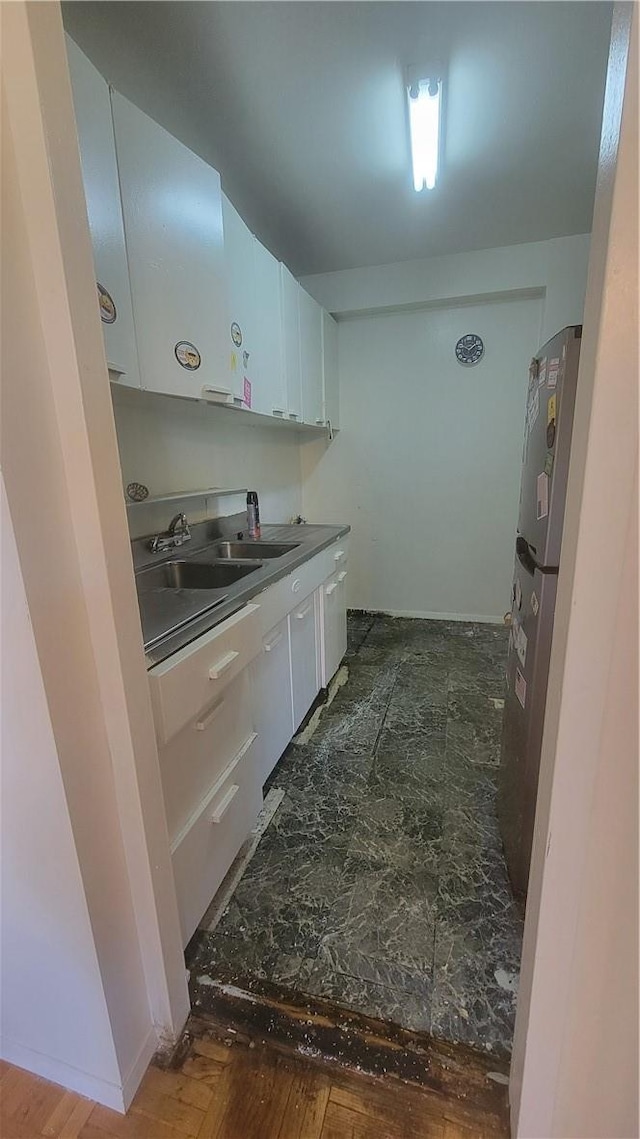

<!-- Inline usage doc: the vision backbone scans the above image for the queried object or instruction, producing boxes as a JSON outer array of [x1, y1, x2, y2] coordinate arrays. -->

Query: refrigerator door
[[498, 556, 558, 901], [518, 326, 581, 568]]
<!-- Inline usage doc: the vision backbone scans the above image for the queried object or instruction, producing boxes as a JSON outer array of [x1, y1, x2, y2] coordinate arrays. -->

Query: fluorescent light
[[407, 78, 442, 192]]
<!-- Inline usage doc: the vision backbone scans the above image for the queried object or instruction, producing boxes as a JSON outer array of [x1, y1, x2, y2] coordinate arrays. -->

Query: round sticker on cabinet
[[174, 341, 201, 371], [97, 282, 116, 324], [231, 322, 243, 348]]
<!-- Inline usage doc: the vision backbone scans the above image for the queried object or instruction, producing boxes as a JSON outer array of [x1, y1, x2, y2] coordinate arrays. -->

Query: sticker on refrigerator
[[536, 472, 549, 520], [516, 625, 528, 668], [243, 376, 252, 408], [544, 451, 554, 478], [531, 591, 539, 616], [529, 388, 540, 429], [515, 668, 527, 708], [231, 321, 243, 347], [538, 358, 547, 387], [515, 578, 522, 610], [547, 393, 557, 425], [230, 351, 238, 372]]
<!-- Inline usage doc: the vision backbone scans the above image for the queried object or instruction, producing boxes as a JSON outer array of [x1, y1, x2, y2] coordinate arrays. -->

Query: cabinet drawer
[[158, 669, 253, 842], [171, 733, 261, 947], [149, 603, 261, 744]]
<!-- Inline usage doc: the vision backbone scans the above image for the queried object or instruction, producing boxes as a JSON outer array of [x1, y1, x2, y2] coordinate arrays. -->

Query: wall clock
[[455, 333, 484, 366]]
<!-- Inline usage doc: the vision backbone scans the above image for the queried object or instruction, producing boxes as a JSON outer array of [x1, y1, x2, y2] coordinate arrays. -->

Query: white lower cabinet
[[289, 590, 320, 730], [251, 618, 294, 783], [148, 540, 349, 947]]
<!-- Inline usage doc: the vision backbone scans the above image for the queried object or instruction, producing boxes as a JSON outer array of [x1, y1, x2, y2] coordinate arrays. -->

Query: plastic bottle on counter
[[247, 490, 261, 540]]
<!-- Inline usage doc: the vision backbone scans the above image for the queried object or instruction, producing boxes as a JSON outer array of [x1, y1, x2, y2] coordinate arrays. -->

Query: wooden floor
[[0, 1033, 509, 1139]]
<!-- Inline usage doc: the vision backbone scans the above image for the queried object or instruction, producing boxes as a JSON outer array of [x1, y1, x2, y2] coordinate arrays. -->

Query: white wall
[[300, 233, 590, 620], [0, 481, 123, 1102], [512, 6, 638, 1135], [1, 2, 189, 1107], [302, 295, 542, 621], [302, 232, 590, 348], [112, 386, 303, 538]]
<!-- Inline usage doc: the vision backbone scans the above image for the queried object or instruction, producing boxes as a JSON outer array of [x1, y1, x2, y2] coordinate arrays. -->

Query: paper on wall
[[515, 668, 527, 708]]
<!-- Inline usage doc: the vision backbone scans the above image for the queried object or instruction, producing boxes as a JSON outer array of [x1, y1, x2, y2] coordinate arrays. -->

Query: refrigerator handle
[[516, 536, 539, 577]]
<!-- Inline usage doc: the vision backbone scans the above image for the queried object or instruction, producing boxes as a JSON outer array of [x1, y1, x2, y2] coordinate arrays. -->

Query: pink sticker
[[243, 377, 252, 408]]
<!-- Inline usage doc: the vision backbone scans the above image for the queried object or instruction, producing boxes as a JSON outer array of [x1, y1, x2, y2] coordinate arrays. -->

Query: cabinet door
[[280, 265, 302, 421], [111, 92, 228, 401], [66, 38, 140, 388], [252, 619, 294, 783], [322, 311, 340, 431], [299, 288, 324, 425], [222, 194, 255, 407], [252, 239, 286, 416], [289, 591, 319, 730], [320, 573, 340, 686]]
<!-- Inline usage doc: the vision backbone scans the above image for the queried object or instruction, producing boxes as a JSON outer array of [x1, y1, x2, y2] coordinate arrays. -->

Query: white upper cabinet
[[280, 265, 302, 421], [222, 193, 255, 407], [252, 239, 286, 417], [299, 287, 324, 426], [111, 92, 228, 401], [66, 38, 140, 388], [322, 311, 340, 431]]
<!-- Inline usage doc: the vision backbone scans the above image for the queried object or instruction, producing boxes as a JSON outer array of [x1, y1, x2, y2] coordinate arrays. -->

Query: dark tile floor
[[187, 613, 524, 1057]]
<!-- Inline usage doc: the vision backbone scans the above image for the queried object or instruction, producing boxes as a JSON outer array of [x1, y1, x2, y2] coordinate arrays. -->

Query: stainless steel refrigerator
[[498, 325, 582, 902]]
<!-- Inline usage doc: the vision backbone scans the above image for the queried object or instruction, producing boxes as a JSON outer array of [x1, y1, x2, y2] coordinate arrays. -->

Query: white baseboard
[[121, 1026, 159, 1111], [356, 607, 505, 625], [1, 1039, 126, 1111], [1, 1025, 158, 1114]]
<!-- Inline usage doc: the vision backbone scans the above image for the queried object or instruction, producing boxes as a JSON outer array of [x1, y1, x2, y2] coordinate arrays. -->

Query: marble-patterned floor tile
[[192, 612, 521, 1056], [320, 870, 436, 975], [430, 912, 522, 1057], [297, 956, 432, 1033]]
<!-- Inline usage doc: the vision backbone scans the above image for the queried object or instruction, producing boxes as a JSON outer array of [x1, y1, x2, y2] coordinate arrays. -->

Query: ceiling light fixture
[[407, 75, 442, 192]]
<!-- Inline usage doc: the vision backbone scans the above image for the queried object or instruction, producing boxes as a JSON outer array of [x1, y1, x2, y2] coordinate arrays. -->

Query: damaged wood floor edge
[[172, 977, 510, 1127]]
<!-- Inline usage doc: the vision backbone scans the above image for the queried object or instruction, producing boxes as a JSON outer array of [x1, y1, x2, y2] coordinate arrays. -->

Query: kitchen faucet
[[149, 512, 192, 553]]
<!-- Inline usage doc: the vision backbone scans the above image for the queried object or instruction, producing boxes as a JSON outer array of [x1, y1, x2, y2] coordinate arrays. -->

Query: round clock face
[[455, 333, 484, 366]]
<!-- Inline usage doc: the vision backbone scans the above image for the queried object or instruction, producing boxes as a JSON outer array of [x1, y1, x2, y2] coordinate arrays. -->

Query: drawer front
[[149, 603, 261, 744], [256, 539, 349, 635], [159, 669, 253, 842], [171, 733, 261, 947]]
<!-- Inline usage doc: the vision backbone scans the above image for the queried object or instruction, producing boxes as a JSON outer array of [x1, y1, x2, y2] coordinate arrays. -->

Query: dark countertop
[[138, 520, 350, 668]]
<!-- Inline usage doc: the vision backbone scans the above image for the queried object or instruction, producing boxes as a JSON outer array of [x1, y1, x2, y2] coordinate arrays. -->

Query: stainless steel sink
[[214, 541, 300, 560], [138, 560, 261, 591]]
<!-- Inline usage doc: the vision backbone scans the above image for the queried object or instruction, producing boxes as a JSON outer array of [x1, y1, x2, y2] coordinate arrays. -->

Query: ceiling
[[63, 2, 613, 277]]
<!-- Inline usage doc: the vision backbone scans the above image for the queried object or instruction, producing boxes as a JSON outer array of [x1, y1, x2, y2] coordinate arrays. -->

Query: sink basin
[[138, 560, 260, 591], [215, 541, 300, 560]]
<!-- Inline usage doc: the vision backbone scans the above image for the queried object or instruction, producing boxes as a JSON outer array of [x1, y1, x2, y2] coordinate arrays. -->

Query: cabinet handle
[[291, 578, 301, 593], [337, 570, 348, 583], [334, 549, 345, 562], [211, 784, 239, 824], [202, 385, 232, 396], [195, 695, 226, 732], [272, 408, 287, 417], [315, 418, 325, 426], [294, 604, 312, 620], [264, 631, 283, 652], [288, 412, 299, 420], [325, 582, 338, 596], [208, 649, 240, 679]]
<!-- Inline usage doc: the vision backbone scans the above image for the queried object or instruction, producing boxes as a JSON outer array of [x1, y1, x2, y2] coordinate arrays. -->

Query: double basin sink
[[137, 540, 300, 594]]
